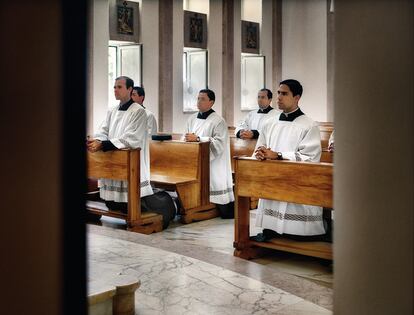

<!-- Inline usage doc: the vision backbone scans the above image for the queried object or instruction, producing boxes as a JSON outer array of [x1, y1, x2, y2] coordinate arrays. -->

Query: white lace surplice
[[254, 115, 325, 236], [94, 103, 153, 202], [185, 112, 234, 205]]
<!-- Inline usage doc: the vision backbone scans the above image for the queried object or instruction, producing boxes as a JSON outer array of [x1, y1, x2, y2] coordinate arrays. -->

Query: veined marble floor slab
[[98, 212, 333, 288], [88, 232, 331, 315]]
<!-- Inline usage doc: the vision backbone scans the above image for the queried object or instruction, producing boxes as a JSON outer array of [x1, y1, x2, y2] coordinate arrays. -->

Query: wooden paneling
[[87, 150, 130, 180], [321, 150, 333, 163], [150, 140, 199, 180]]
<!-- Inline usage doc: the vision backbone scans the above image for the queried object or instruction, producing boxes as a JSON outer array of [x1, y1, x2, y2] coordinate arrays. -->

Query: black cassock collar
[[118, 99, 134, 111], [257, 106, 274, 114], [197, 108, 215, 120], [279, 107, 304, 122]]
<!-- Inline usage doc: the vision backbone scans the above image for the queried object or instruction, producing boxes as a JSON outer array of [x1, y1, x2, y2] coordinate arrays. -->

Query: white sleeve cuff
[[199, 136, 210, 142]]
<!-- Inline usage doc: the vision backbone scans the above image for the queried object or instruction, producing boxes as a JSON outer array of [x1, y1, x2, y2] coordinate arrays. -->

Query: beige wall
[[90, 0, 110, 133], [282, 0, 328, 122], [334, 1, 413, 314], [242, 0, 261, 21], [232, 1, 242, 127], [141, 0, 159, 120], [208, 0, 224, 118], [172, 0, 187, 133], [184, 0, 208, 13], [262, 0, 273, 96]]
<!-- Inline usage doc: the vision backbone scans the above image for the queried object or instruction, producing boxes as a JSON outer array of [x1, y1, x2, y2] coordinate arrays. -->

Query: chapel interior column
[[334, 1, 413, 314]]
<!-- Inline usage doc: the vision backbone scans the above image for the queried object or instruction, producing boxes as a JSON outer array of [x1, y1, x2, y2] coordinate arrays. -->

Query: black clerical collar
[[257, 106, 274, 114], [118, 99, 134, 111], [279, 107, 304, 122], [197, 108, 215, 119]]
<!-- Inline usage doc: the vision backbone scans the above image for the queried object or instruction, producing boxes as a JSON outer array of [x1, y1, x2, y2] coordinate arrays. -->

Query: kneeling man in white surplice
[[87, 76, 153, 213], [252, 79, 327, 242], [184, 89, 235, 219]]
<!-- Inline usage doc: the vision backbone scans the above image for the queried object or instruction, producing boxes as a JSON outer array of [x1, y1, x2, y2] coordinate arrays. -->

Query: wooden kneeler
[[87, 149, 162, 234], [233, 157, 333, 260]]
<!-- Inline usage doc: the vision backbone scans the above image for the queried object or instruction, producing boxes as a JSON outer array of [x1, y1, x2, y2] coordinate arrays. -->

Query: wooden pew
[[87, 149, 163, 234], [229, 135, 257, 172], [317, 122, 334, 163], [233, 157, 333, 260], [228, 123, 333, 210], [150, 140, 218, 224], [229, 122, 334, 166], [317, 121, 334, 149]]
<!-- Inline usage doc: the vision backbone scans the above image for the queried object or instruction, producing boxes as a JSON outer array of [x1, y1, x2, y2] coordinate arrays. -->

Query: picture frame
[[109, 0, 140, 43], [241, 20, 260, 54], [184, 10, 208, 49]]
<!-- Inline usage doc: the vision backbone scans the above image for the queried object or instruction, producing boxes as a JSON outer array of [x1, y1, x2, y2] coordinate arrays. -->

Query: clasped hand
[[239, 129, 253, 139], [86, 138, 102, 152], [184, 133, 198, 142], [254, 146, 277, 161]]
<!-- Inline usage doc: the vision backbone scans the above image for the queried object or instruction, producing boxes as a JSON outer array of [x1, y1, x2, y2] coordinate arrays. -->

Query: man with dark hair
[[279, 79, 303, 97], [87, 76, 153, 212], [184, 89, 235, 218], [252, 79, 326, 241], [117, 75, 134, 90], [131, 86, 158, 136], [235, 88, 279, 139]]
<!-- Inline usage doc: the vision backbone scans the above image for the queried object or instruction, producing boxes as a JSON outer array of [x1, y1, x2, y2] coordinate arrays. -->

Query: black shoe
[[216, 202, 234, 219], [105, 201, 128, 214], [250, 233, 268, 242]]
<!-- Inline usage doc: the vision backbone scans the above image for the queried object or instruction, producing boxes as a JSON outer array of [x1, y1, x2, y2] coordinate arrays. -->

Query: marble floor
[[88, 213, 333, 314]]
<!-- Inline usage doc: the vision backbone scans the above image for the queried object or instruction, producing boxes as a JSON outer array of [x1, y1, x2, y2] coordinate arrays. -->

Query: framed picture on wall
[[109, 0, 140, 43], [184, 11, 208, 49], [241, 20, 260, 54]]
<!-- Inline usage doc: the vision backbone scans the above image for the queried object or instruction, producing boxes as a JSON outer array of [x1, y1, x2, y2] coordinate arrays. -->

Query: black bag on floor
[[141, 190, 176, 229]]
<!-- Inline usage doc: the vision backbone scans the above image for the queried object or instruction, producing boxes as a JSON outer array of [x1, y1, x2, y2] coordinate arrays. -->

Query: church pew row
[[228, 122, 334, 169], [86, 149, 163, 234], [233, 157, 333, 260], [149, 140, 218, 224], [166, 122, 333, 171], [229, 123, 333, 210]]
